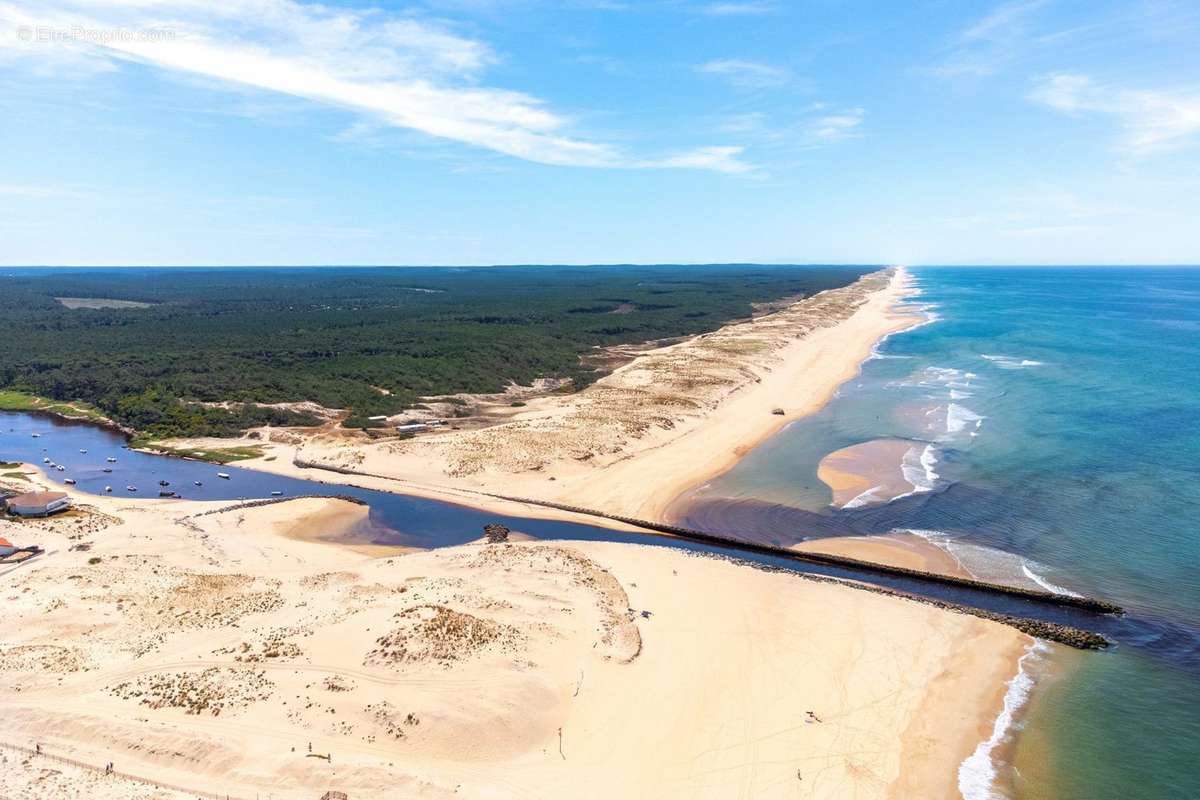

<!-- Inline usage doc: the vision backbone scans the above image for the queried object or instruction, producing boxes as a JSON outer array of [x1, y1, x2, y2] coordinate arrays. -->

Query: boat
[[102, 467, 112, 473], [106, 457, 117, 463], [79, 449, 87, 454], [31, 433, 40, 438], [42, 457, 50, 463], [56, 465, 65, 472], [271, 491, 283, 496], [104, 486, 112, 493], [64, 478, 76, 485], [217, 472, 230, 479], [194, 481, 203, 486], [126, 486, 137, 492], [158, 480, 170, 487], [159, 490, 176, 497]]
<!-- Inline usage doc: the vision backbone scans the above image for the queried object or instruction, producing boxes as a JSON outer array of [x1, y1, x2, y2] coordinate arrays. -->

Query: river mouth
[[1, 409, 1160, 658]]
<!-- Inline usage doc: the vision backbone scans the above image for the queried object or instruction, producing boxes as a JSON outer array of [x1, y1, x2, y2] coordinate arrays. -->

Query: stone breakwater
[[698, 551, 1111, 650], [187, 494, 367, 518], [290, 458, 1121, 650]]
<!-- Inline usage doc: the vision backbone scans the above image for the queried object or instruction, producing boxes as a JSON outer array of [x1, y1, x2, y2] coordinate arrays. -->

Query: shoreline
[[0, 268, 1049, 798], [184, 267, 923, 525], [0, 482, 1034, 799]]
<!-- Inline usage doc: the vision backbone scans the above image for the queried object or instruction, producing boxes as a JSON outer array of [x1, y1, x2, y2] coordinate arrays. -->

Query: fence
[[0, 740, 249, 800]]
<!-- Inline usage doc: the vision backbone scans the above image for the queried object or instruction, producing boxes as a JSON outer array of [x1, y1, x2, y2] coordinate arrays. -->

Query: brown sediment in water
[[817, 438, 924, 508], [1003, 644, 1085, 800]]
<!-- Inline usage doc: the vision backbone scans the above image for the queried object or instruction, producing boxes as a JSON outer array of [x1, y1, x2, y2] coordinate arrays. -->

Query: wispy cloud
[[696, 58, 788, 88], [0, 0, 750, 173], [642, 145, 752, 174], [1030, 74, 1200, 156], [697, 2, 776, 16], [931, 0, 1045, 77], [808, 108, 865, 142]]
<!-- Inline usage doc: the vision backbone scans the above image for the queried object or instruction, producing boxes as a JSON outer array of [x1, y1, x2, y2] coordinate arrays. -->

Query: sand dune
[[0, 490, 1027, 799], [221, 268, 920, 522]]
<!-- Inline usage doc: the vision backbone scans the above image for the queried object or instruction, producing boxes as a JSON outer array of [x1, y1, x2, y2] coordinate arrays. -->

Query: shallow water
[[678, 267, 1200, 798]]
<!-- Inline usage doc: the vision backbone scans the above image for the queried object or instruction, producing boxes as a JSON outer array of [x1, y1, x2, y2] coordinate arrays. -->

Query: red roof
[[0, 538, 12, 548]]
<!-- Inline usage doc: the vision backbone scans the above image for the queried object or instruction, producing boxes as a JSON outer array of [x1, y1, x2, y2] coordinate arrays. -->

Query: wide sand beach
[[0, 268, 1035, 799]]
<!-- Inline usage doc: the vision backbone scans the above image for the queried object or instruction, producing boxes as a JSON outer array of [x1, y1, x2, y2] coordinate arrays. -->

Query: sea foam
[[946, 403, 985, 436], [867, 300, 941, 361], [842, 484, 885, 509], [982, 354, 1045, 370], [958, 640, 1049, 800], [1021, 563, 1083, 598], [899, 443, 940, 494]]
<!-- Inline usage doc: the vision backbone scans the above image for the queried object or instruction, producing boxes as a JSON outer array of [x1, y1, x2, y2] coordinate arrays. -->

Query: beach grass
[[0, 390, 110, 424], [138, 443, 266, 464]]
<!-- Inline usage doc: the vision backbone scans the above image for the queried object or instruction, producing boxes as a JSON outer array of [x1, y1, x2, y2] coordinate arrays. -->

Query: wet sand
[[0, 474, 1031, 800], [817, 437, 925, 508], [794, 531, 970, 579]]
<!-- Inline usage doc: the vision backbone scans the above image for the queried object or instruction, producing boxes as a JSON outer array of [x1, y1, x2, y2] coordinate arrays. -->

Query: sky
[[1, 0, 1198, 266]]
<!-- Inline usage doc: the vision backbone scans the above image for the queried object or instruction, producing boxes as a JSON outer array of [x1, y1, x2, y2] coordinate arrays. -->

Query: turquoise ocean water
[[678, 267, 1200, 799]]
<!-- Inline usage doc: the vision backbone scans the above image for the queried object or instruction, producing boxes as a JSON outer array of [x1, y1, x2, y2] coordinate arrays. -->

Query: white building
[[7, 491, 72, 517]]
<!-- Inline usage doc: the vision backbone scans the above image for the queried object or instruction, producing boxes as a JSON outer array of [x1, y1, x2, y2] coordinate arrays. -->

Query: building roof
[[9, 491, 69, 506], [0, 538, 13, 548]]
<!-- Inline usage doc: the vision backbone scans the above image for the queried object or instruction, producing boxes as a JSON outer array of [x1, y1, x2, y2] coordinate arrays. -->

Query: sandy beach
[[817, 437, 933, 509], [0, 266, 1039, 798], [795, 530, 972, 578], [0, 482, 1030, 800], [187, 267, 922, 524]]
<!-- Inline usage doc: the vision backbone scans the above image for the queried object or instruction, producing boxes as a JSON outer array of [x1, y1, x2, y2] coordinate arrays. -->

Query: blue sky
[[1, 0, 1198, 265]]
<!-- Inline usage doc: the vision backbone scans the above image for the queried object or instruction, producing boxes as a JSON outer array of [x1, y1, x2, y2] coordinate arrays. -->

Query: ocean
[[676, 267, 1200, 799]]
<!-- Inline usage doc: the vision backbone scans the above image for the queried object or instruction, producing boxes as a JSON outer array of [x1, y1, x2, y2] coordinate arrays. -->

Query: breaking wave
[[958, 640, 1049, 800], [899, 443, 940, 495], [982, 354, 1045, 370], [1022, 563, 1083, 598], [946, 403, 985, 436]]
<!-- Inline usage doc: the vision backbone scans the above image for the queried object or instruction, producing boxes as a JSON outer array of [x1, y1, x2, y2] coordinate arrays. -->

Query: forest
[[0, 265, 870, 438]]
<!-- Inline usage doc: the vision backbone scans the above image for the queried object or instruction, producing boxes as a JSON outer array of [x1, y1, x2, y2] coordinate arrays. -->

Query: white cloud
[[696, 58, 788, 88], [932, 0, 1045, 78], [0, 0, 751, 172], [808, 108, 865, 142], [697, 2, 775, 16], [642, 145, 753, 174], [1030, 74, 1200, 156]]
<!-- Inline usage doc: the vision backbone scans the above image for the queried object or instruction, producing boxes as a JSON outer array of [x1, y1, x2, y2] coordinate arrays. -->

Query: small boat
[[42, 457, 50, 463], [217, 472, 230, 479], [64, 478, 76, 485], [193, 481, 203, 486], [104, 486, 112, 493], [158, 480, 170, 487], [106, 457, 117, 463], [31, 433, 40, 438], [102, 467, 112, 473], [126, 485, 137, 492], [79, 449, 87, 454], [56, 465, 65, 472], [159, 490, 176, 497], [271, 491, 283, 496]]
